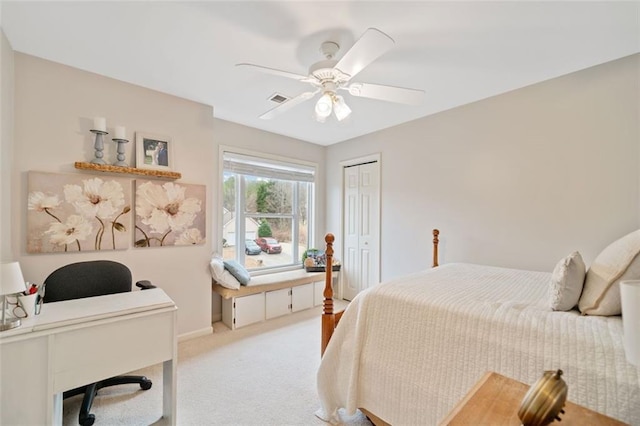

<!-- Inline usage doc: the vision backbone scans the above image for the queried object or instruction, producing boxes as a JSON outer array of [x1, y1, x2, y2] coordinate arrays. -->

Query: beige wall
[[1, 30, 15, 261], [12, 53, 215, 338], [327, 54, 640, 280], [6, 52, 325, 336]]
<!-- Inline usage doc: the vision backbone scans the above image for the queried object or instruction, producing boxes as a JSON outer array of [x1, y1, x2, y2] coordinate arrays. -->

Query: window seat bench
[[212, 269, 336, 330]]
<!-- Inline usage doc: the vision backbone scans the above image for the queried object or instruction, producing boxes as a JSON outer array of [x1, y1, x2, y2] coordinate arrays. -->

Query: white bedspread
[[317, 263, 640, 425]]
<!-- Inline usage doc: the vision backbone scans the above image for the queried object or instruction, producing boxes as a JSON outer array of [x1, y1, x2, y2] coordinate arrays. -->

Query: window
[[221, 151, 315, 272]]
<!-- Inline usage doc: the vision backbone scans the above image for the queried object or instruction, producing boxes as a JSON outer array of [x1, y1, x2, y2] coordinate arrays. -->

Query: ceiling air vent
[[269, 93, 289, 104]]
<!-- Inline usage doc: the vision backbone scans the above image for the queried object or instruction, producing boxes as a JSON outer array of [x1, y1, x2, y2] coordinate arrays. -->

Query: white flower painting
[[134, 181, 206, 247], [27, 172, 132, 253]]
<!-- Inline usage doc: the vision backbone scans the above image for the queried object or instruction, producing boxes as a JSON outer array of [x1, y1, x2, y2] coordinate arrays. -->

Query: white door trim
[[339, 153, 381, 168]]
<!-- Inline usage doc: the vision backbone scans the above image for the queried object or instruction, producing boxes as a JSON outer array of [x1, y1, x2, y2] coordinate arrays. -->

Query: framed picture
[[134, 180, 206, 247], [135, 132, 173, 171], [27, 171, 132, 253]]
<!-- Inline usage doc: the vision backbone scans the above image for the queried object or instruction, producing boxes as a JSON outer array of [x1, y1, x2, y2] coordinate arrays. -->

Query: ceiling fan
[[237, 28, 425, 122]]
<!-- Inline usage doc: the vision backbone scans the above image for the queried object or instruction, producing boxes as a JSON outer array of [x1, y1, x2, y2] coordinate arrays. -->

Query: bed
[[316, 231, 640, 425]]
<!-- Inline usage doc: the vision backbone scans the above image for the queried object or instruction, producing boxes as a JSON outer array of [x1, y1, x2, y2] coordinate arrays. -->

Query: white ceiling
[[2, 1, 639, 146]]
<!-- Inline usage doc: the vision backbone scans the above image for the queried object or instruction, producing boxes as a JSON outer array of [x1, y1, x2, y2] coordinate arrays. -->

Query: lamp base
[[0, 317, 21, 331]]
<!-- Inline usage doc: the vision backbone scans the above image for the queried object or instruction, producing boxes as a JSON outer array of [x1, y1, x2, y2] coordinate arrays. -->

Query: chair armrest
[[136, 280, 156, 290]]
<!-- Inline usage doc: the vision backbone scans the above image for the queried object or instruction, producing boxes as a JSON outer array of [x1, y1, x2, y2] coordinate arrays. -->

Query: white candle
[[93, 117, 106, 132], [114, 126, 126, 140]]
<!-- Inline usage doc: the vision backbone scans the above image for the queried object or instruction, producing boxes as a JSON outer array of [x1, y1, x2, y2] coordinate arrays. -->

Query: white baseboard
[[178, 326, 213, 342]]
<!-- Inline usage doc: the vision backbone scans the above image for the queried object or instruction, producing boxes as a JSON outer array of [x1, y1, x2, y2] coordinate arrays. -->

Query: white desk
[[0, 288, 178, 425]]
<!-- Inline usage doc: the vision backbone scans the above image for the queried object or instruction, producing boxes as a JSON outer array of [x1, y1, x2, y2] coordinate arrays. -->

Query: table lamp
[[621, 280, 640, 366], [0, 262, 26, 331]]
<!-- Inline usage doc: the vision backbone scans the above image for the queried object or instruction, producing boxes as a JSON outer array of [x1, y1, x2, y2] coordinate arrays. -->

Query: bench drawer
[[266, 288, 291, 319], [223, 292, 265, 329], [292, 283, 314, 312]]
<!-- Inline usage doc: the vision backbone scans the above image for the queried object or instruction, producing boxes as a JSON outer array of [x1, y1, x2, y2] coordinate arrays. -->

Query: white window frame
[[219, 146, 317, 274]]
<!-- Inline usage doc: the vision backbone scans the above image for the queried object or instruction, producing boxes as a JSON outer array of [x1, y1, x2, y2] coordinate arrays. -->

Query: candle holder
[[90, 129, 108, 165], [112, 138, 130, 167]]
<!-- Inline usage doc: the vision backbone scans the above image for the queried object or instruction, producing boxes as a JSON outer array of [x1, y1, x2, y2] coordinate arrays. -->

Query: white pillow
[[209, 254, 241, 290], [548, 251, 585, 311], [579, 229, 640, 316]]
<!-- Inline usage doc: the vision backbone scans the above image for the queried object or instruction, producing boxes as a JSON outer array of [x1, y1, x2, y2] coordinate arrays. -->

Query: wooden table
[[0, 288, 177, 426], [440, 372, 626, 425]]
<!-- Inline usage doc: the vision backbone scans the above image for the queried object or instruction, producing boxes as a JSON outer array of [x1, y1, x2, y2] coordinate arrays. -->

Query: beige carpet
[[62, 303, 371, 426]]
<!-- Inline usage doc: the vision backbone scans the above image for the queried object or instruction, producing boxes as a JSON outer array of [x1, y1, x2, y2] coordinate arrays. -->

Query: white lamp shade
[[621, 280, 640, 365], [0, 262, 26, 295], [315, 93, 333, 118], [333, 96, 352, 121]]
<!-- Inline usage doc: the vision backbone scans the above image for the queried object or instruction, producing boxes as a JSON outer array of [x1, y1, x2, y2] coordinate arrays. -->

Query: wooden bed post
[[321, 229, 440, 356], [321, 233, 338, 356], [432, 229, 440, 268]]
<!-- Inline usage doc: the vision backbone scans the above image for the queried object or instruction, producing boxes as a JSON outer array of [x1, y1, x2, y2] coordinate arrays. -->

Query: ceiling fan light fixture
[[315, 93, 333, 118], [333, 95, 352, 121], [243, 28, 424, 122]]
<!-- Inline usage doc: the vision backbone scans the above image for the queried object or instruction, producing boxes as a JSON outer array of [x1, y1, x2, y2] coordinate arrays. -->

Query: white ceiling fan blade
[[347, 82, 424, 105], [259, 90, 318, 120], [236, 63, 312, 82], [334, 28, 395, 80]]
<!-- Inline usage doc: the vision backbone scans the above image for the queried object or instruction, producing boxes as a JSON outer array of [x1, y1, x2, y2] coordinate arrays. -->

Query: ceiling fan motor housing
[[320, 41, 340, 58], [309, 59, 349, 84]]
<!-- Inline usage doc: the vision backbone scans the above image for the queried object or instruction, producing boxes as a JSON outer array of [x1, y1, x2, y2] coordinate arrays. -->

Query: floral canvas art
[[27, 172, 132, 253], [134, 180, 206, 247]]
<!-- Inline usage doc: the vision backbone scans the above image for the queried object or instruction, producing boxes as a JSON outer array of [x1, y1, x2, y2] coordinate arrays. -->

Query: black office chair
[[44, 260, 156, 426]]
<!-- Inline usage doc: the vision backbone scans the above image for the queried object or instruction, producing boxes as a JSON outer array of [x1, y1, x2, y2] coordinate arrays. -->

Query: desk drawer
[[52, 310, 175, 393], [1, 336, 50, 425]]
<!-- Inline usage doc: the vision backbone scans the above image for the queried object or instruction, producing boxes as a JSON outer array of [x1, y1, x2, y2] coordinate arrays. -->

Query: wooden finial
[[432, 229, 439, 268], [323, 233, 335, 307], [322, 233, 336, 356], [325, 233, 334, 258]]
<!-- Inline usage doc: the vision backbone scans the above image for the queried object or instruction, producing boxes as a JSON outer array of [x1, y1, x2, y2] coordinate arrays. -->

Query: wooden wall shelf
[[74, 162, 181, 180]]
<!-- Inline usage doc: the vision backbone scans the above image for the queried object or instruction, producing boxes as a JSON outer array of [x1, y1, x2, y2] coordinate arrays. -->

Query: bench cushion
[[212, 269, 326, 299]]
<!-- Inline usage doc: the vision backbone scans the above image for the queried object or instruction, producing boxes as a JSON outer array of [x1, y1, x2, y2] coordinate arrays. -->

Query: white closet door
[[342, 161, 380, 300]]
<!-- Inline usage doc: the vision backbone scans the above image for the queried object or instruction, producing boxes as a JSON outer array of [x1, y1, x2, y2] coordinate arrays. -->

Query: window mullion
[[292, 183, 299, 264], [237, 175, 246, 264], [309, 183, 314, 250]]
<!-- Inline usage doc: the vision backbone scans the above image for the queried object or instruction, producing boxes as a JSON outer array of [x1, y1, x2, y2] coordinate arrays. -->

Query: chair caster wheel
[[140, 377, 152, 390], [80, 413, 95, 426]]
